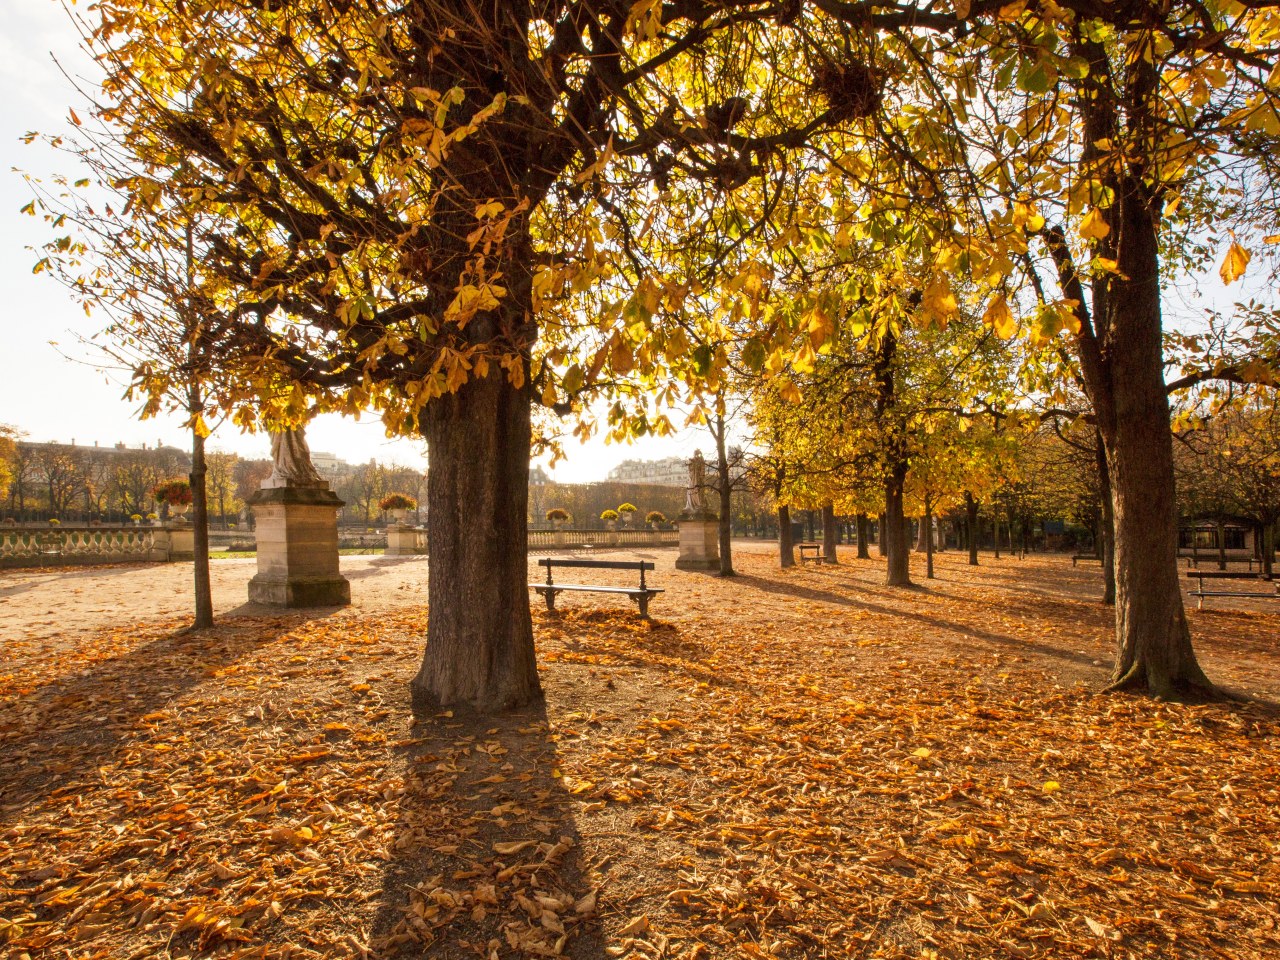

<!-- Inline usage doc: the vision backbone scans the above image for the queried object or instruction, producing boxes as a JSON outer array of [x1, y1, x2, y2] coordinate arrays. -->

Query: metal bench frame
[[798, 543, 824, 564], [1185, 570, 1278, 610], [530, 557, 664, 616]]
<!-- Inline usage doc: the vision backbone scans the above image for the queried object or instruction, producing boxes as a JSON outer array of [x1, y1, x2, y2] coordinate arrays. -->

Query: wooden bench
[[1185, 570, 1278, 610], [1071, 554, 1101, 567], [798, 543, 823, 564], [530, 558, 663, 617]]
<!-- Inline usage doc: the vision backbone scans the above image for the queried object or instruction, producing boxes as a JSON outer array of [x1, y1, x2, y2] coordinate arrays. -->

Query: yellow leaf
[[1042, 780, 1061, 793], [1079, 207, 1110, 240], [1219, 240, 1251, 285], [911, 747, 933, 759], [982, 295, 1017, 339], [922, 275, 958, 325]]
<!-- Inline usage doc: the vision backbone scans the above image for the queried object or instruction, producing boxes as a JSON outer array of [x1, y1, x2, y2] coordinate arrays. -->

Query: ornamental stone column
[[247, 426, 350, 607]]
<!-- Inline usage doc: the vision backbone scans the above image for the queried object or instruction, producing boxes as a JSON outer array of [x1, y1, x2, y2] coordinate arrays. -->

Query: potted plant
[[151, 477, 193, 519], [379, 492, 418, 524], [130, 513, 143, 526], [545, 507, 570, 530], [600, 508, 619, 530], [48, 517, 61, 526], [617, 502, 638, 526], [645, 510, 666, 529], [147, 512, 160, 525]]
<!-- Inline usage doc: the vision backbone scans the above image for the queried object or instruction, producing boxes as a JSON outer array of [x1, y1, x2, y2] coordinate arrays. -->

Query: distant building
[[529, 465, 550, 485], [310, 451, 355, 481], [607, 456, 690, 487]]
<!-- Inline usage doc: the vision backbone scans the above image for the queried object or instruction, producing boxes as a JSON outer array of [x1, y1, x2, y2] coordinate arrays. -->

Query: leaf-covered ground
[[1, 546, 1277, 959]]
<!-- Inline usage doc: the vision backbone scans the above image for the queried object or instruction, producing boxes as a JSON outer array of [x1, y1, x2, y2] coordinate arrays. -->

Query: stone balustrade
[[527, 527, 679, 550], [0, 523, 194, 569]]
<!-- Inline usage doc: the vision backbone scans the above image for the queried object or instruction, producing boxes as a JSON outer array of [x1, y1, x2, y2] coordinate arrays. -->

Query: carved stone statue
[[265, 426, 327, 489], [684, 449, 709, 514]]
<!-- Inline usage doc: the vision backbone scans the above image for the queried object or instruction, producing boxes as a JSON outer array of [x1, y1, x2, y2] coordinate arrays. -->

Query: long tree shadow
[[538, 609, 751, 693], [0, 617, 298, 827], [730, 573, 1106, 671], [371, 699, 605, 958]]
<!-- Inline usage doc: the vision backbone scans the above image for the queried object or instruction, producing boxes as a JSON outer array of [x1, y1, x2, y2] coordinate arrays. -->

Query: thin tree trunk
[[855, 513, 871, 559], [877, 513, 887, 556], [993, 516, 1001, 559], [915, 510, 928, 552], [189, 426, 214, 630], [712, 411, 735, 576], [821, 502, 838, 564], [924, 500, 935, 579], [1216, 519, 1227, 571], [413, 371, 541, 711], [1096, 431, 1116, 605], [965, 492, 979, 566], [778, 503, 795, 568]]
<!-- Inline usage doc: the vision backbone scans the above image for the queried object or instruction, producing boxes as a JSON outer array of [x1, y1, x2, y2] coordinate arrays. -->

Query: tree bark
[[855, 512, 871, 559], [1216, 519, 1227, 571], [412, 371, 542, 712], [712, 411, 735, 576], [778, 504, 795, 568], [189, 426, 214, 630], [1096, 432, 1116, 605], [821, 502, 838, 564], [965, 492, 979, 566], [877, 513, 887, 556], [884, 462, 911, 586], [924, 500, 935, 579]]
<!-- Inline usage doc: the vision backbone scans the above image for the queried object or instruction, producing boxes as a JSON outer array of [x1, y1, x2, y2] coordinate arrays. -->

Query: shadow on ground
[[0, 618, 301, 826], [371, 699, 605, 958]]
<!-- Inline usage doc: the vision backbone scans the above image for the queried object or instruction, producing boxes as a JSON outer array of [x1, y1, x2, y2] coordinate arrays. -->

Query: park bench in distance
[[798, 542, 823, 564], [530, 557, 663, 617], [1185, 569, 1278, 610], [1071, 553, 1101, 567]]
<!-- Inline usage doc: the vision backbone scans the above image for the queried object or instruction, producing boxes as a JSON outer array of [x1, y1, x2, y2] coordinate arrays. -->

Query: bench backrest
[[538, 558, 655, 571]]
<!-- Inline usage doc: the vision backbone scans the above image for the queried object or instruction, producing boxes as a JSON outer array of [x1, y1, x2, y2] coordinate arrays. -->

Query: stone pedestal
[[247, 486, 350, 607], [386, 523, 426, 556], [676, 513, 720, 571]]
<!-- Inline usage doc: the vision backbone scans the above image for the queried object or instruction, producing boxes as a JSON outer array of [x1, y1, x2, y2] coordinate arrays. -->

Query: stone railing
[[527, 527, 679, 550], [386, 525, 428, 556], [0, 523, 194, 570]]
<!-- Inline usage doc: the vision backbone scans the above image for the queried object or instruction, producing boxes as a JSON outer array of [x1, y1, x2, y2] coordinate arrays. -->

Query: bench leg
[[635, 594, 650, 617], [544, 589, 558, 613]]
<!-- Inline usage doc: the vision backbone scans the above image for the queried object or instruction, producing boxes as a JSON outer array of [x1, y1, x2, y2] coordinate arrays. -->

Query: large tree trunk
[[189, 427, 214, 630], [778, 503, 795, 568], [884, 462, 911, 587], [413, 371, 541, 711], [855, 512, 871, 559], [821, 502, 838, 563], [876, 513, 887, 556]]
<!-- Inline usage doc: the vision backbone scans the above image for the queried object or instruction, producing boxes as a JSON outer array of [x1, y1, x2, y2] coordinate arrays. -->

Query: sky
[[1, 4, 1270, 483], [0, 2, 711, 483]]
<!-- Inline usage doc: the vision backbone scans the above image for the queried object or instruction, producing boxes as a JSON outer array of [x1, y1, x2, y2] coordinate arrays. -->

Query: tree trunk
[[821, 502, 838, 563], [924, 501, 935, 579], [713, 411, 735, 576], [965, 492, 979, 566], [778, 504, 795, 568], [914, 511, 929, 552], [413, 371, 541, 711], [189, 427, 214, 630], [1262, 523, 1275, 579], [1096, 431, 1116, 605], [993, 516, 1001, 559], [884, 462, 911, 586], [855, 513, 871, 559], [1216, 519, 1227, 571], [877, 513, 887, 556]]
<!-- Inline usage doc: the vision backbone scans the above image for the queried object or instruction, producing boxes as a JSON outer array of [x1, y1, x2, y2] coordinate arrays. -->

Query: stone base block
[[676, 516, 720, 571], [248, 574, 351, 608], [248, 484, 350, 608]]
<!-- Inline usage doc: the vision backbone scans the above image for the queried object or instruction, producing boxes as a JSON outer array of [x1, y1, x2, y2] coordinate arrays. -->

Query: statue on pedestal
[[683, 449, 710, 515], [265, 426, 327, 489]]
